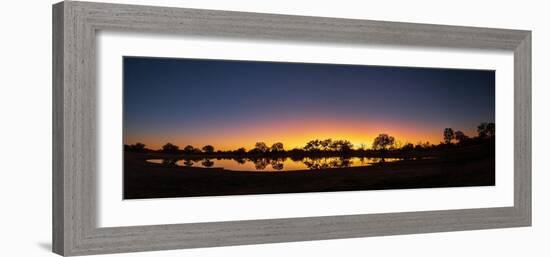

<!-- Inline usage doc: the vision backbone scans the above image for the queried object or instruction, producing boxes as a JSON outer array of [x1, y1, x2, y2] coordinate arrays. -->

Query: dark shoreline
[[124, 149, 495, 199]]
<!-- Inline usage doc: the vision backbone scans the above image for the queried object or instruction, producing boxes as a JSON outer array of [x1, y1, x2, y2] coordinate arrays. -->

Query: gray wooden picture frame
[[52, 1, 531, 256]]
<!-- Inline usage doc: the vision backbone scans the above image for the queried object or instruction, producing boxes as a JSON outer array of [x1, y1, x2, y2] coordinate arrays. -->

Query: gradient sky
[[123, 57, 495, 150]]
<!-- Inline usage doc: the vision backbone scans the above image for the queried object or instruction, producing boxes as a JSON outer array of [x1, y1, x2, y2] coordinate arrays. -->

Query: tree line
[[125, 122, 495, 155]]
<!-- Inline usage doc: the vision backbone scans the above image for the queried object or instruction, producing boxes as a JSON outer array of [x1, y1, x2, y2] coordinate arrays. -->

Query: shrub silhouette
[[126, 142, 146, 152], [183, 145, 196, 154], [162, 143, 179, 153], [202, 145, 215, 153], [401, 143, 414, 151], [235, 147, 247, 155]]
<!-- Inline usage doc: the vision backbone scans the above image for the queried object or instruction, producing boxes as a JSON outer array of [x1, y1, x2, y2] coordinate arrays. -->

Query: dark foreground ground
[[124, 150, 495, 199]]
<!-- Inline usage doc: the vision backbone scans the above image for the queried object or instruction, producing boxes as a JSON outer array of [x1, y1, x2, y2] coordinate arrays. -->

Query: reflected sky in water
[[146, 157, 402, 172]]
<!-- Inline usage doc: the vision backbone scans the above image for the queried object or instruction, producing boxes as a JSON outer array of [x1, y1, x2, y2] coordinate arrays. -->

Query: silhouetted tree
[[454, 130, 469, 143], [320, 139, 333, 151], [235, 147, 246, 155], [271, 142, 284, 152], [487, 123, 495, 137], [401, 143, 414, 151], [162, 143, 179, 153], [443, 128, 454, 144], [183, 145, 195, 154], [254, 142, 269, 153], [202, 145, 215, 153], [127, 142, 146, 152], [304, 139, 321, 152], [330, 140, 353, 152], [477, 122, 495, 138], [372, 134, 395, 150]]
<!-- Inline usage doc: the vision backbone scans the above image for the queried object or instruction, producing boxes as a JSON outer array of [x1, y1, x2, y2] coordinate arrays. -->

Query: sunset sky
[[123, 57, 495, 151]]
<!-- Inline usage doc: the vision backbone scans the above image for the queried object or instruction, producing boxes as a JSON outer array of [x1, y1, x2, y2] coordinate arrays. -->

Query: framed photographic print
[[53, 1, 531, 256]]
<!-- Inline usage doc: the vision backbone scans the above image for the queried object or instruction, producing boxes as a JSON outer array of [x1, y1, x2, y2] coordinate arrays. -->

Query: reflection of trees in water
[[270, 158, 285, 170], [249, 158, 286, 171], [357, 157, 368, 165], [303, 157, 353, 170], [234, 158, 246, 164], [201, 159, 214, 167], [369, 158, 385, 163], [289, 156, 303, 162], [183, 159, 194, 167], [248, 158, 287, 171], [340, 158, 352, 167], [156, 156, 401, 171], [253, 158, 269, 170], [162, 159, 178, 166]]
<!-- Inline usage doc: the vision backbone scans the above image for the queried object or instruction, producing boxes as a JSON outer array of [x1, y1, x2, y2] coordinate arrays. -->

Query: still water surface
[[146, 157, 403, 172]]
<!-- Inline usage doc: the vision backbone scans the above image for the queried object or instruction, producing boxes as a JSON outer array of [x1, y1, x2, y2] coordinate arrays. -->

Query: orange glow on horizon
[[124, 117, 479, 151]]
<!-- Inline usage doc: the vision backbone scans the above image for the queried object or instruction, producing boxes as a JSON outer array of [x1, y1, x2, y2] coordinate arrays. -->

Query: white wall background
[[0, 0, 547, 256]]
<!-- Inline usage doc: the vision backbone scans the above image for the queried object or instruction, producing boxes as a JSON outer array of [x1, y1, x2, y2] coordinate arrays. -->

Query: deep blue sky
[[123, 56, 495, 150]]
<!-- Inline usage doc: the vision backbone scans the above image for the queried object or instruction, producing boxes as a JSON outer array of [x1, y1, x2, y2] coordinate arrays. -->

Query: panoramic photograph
[[123, 56, 495, 199]]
